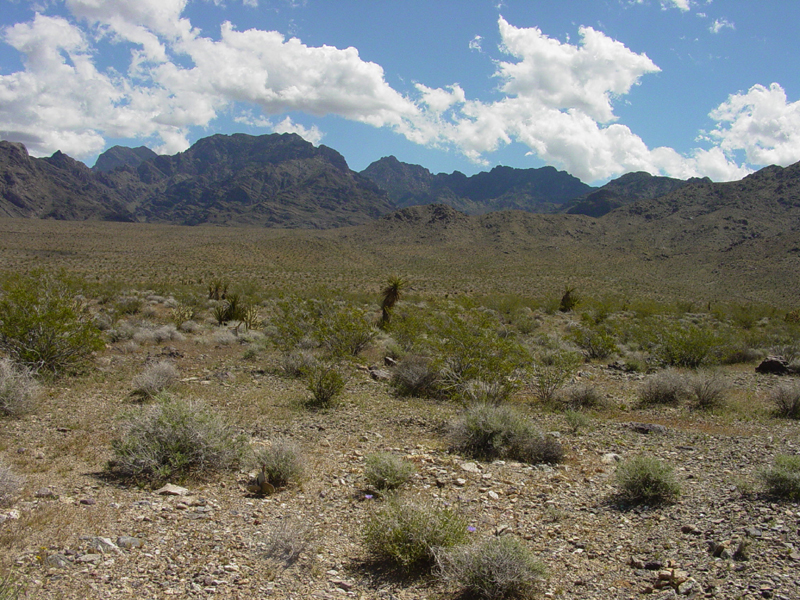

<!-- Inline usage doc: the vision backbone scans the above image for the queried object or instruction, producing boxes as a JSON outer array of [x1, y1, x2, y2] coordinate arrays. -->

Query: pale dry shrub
[[0, 358, 38, 416], [529, 351, 581, 403], [771, 384, 800, 419], [561, 384, 604, 411], [0, 461, 24, 507], [117, 340, 139, 355], [690, 371, 729, 410], [132, 328, 158, 345], [179, 320, 201, 334], [110, 397, 248, 481], [250, 438, 304, 488], [262, 518, 313, 568], [364, 452, 416, 491], [211, 329, 238, 345], [391, 354, 440, 398], [132, 361, 179, 399], [639, 370, 688, 406], [279, 350, 318, 378], [438, 536, 546, 600], [152, 325, 184, 343]]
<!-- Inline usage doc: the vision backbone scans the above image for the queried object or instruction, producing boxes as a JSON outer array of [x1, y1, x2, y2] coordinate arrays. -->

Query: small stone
[[672, 570, 689, 585], [116, 536, 142, 550], [454, 478, 467, 486], [45, 554, 71, 568], [629, 557, 646, 569], [460, 462, 480, 473], [368, 368, 391, 381], [681, 524, 700, 535], [677, 578, 697, 595], [155, 484, 189, 496], [645, 560, 664, 571], [601, 453, 622, 464], [77, 553, 102, 564], [79, 498, 96, 506], [789, 550, 800, 561], [89, 537, 121, 555], [35, 488, 57, 499], [487, 491, 499, 500], [746, 527, 763, 538]]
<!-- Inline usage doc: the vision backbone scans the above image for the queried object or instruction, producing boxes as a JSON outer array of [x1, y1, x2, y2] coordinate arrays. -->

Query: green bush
[[564, 409, 590, 434], [529, 350, 581, 403], [438, 536, 546, 600], [771, 384, 800, 419], [0, 270, 104, 375], [364, 452, 416, 491], [615, 456, 680, 505], [315, 305, 376, 357], [251, 438, 304, 488], [569, 325, 618, 360], [761, 455, 800, 500], [110, 397, 248, 481], [0, 358, 38, 416], [304, 364, 346, 407], [364, 499, 467, 572], [450, 403, 563, 464], [636, 318, 723, 368]]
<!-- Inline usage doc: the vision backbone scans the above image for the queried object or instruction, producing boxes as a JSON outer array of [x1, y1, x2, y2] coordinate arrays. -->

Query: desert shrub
[[279, 350, 318, 378], [451, 403, 563, 464], [210, 329, 238, 345], [761, 455, 800, 500], [152, 325, 184, 343], [110, 397, 247, 481], [0, 461, 23, 507], [251, 438, 304, 488], [564, 409, 590, 434], [615, 456, 680, 505], [315, 305, 376, 357], [262, 518, 312, 568], [569, 325, 618, 360], [559, 287, 579, 312], [529, 351, 581, 404], [114, 296, 142, 316], [364, 452, 416, 491], [364, 498, 467, 572], [461, 378, 515, 405], [690, 371, 729, 410], [561, 384, 604, 411], [638, 370, 688, 406], [131, 361, 179, 399], [0, 358, 38, 416], [179, 319, 201, 334], [438, 535, 546, 600], [390, 305, 528, 402], [212, 293, 249, 326], [304, 364, 346, 407], [636, 318, 722, 368], [771, 384, 800, 419], [0, 270, 104, 376], [391, 354, 441, 398]]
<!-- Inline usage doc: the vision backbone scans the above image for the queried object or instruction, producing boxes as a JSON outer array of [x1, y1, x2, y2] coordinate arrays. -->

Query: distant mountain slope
[[93, 146, 158, 173], [0, 134, 392, 227], [565, 171, 695, 217], [361, 155, 592, 214]]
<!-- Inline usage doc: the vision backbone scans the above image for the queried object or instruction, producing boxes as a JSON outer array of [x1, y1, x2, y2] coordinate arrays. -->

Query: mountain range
[[1, 132, 707, 227]]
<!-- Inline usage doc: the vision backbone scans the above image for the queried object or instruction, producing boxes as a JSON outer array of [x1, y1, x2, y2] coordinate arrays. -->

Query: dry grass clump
[[761, 454, 800, 500], [250, 438, 304, 488], [450, 404, 563, 465], [529, 351, 580, 403], [0, 461, 24, 507], [364, 452, 416, 491], [262, 518, 313, 568], [364, 498, 467, 572], [131, 360, 179, 399], [770, 384, 800, 419], [0, 358, 38, 417], [110, 397, 248, 481], [614, 456, 681, 505], [438, 535, 546, 600], [210, 329, 238, 345], [561, 384, 604, 411], [638, 370, 688, 406], [689, 371, 729, 410], [390, 354, 441, 398], [279, 350, 318, 378]]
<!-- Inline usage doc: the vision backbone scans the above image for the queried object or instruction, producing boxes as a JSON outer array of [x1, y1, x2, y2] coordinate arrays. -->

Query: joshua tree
[[380, 276, 406, 327]]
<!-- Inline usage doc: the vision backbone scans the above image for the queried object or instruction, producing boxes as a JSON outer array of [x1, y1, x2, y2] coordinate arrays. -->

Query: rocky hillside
[[360, 156, 593, 214], [0, 134, 392, 228]]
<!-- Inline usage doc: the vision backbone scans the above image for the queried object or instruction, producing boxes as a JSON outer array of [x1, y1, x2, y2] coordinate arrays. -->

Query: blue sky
[[1, 0, 799, 184]]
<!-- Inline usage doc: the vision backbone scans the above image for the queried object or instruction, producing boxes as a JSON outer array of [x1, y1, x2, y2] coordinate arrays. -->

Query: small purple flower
[[467, 526, 476, 532], [364, 494, 373, 500]]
